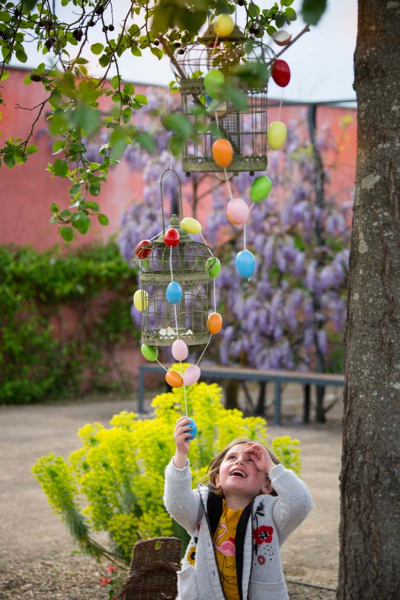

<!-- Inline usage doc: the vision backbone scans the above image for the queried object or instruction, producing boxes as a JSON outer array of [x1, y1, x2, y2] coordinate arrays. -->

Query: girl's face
[[215, 443, 272, 500]]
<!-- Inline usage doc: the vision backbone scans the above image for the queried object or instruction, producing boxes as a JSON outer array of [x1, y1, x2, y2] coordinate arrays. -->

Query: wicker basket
[[116, 537, 182, 600]]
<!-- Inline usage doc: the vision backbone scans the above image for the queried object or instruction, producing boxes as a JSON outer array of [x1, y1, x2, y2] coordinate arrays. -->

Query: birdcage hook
[[160, 168, 184, 232]]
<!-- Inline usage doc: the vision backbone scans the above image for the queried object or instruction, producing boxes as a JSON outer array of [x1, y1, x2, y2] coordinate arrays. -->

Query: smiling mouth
[[230, 469, 247, 478]]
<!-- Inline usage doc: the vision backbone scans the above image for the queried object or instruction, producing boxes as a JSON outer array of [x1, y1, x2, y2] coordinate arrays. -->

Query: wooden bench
[[138, 364, 345, 425]]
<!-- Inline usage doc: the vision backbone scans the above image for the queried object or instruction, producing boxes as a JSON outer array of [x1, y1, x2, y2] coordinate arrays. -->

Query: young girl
[[164, 417, 314, 600]]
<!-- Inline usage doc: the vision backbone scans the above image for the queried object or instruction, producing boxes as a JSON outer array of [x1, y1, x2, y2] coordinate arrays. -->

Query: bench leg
[[255, 382, 267, 416], [138, 367, 144, 413], [303, 384, 311, 423], [274, 382, 281, 426]]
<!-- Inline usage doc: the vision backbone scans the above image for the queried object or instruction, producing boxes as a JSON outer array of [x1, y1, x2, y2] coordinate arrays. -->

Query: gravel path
[[0, 396, 341, 598]]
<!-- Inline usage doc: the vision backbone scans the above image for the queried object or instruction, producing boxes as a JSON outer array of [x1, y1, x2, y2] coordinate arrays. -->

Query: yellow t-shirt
[[212, 500, 243, 600]]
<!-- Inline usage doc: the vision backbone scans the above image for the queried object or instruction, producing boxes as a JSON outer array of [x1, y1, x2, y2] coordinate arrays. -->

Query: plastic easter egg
[[204, 70, 225, 98], [235, 250, 255, 279], [271, 59, 291, 87], [273, 30, 292, 46], [185, 417, 197, 441], [208, 312, 223, 334], [267, 121, 287, 150], [227, 198, 249, 225], [166, 370, 184, 388], [206, 257, 221, 279], [164, 228, 180, 247], [213, 14, 235, 37], [181, 217, 202, 235], [212, 139, 233, 168], [135, 239, 152, 259], [166, 281, 182, 303], [183, 365, 201, 386], [249, 176, 272, 203], [133, 289, 149, 312], [172, 339, 189, 362], [141, 344, 158, 362]]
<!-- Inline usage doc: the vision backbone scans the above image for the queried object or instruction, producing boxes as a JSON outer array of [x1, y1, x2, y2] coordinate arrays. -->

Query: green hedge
[[0, 242, 138, 404]]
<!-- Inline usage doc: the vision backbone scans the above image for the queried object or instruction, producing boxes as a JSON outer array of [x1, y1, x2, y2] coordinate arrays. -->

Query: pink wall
[[0, 67, 357, 251]]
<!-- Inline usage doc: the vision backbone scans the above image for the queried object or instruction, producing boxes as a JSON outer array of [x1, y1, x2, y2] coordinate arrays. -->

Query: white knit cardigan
[[164, 459, 314, 600]]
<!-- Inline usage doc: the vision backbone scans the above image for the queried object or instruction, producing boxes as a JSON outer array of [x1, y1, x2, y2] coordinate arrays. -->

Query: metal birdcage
[[171, 25, 276, 176], [131, 171, 215, 347]]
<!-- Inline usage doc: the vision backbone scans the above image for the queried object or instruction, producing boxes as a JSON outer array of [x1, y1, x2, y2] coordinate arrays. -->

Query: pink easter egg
[[172, 339, 189, 362], [183, 365, 201, 386], [227, 198, 249, 225]]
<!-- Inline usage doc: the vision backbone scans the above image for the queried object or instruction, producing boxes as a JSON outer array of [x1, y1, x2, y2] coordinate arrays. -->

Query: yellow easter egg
[[267, 121, 287, 150], [213, 14, 235, 37], [181, 217, 202, 235], [133, 289, 149, 312]]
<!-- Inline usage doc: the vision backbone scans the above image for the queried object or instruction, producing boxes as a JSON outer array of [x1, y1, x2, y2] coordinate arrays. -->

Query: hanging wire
[[160, 168, 184, 231], [196, 335, 213, 366], [183, 384, 188, 417]]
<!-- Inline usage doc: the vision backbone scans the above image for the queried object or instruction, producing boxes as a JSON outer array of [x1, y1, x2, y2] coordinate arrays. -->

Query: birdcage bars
[[172, 25, 275, 175]]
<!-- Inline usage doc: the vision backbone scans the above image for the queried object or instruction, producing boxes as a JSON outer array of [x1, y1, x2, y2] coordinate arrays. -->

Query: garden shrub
[[32, 377, 302, 563], [0, 242, 138, 404]]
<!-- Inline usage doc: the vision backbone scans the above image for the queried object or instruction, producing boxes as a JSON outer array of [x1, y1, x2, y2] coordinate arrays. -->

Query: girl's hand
[[244, 442, 276, 474], [173, 417, 193, 468]]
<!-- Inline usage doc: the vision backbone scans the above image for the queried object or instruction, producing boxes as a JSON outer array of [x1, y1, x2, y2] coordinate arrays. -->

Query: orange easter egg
[[212, 139, 233, 168], [208, 312, 223, 334], [166, 370, 183, 388]]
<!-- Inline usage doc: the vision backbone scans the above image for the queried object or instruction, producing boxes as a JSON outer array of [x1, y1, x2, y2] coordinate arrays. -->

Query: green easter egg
[[204, 70, 225, 99], [206, 257, 221, 279], [141, 344, 158, 362], [249, 176, 272, 203]]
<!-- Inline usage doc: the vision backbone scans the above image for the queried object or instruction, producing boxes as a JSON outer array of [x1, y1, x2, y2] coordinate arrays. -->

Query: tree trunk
[[338, 2, 400, 597]]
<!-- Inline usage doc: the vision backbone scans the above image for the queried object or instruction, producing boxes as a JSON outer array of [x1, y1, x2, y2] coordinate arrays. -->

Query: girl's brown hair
[[202, 439, 280, 497]]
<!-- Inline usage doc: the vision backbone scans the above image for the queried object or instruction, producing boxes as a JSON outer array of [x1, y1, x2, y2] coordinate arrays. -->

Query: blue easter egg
[[235, 250, 255, 279], [185, 418, 197, 441], [166, 281, 182, 303]]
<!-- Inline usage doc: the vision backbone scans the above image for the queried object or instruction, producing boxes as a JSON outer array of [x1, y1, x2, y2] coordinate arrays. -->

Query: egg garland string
[[132, 168, 225, 440]]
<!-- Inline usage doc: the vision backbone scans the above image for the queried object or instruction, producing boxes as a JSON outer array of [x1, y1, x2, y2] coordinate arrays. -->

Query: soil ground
[[0, 384, 342, 599]]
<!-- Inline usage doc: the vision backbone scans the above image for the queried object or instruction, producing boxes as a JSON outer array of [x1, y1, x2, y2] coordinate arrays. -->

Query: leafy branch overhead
[[0, 0, 326, 240]]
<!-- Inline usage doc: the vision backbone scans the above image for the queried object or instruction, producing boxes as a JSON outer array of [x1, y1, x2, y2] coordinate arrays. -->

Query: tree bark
[[338, 1, 400, 597]]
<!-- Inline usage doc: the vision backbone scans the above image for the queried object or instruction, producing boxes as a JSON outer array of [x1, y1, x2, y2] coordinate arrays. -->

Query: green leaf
[[226, 87, 248, 111], [123, 83, 135, 95], [275, 13, 286, 28], [53, 159, 69, 178], [302, 0, 327, 25], [84, 201, 100, 211], [69, 183, 81, 196], [89, 182, 101, 196], [110, 75, 120, 89], [122, 107, 132, 124], [16, 49, 28, 64], [134, 94, 148, 105], [98, 214, 109, 226], [99, 54, 110, 68], [50, 203, 59, 214], [4, 154, 16, 168], [248, 4, 260, 18], [75, 57, 89, 65], [24, 74, 33, 85], [52, 140, 66, 154], [169, 135, 184, 157], [91, 43, 104, 55], [0, 11, 11, 23], [60, 226, 74, 242], [285, 7, 297, 20], [130, 46, 142, 57], [164, 114, 192, 139], [281, 0, 295, 5], [136, 132, 155, 153], [70, 105, 100, 136], [150, 47, 163, 60], [0, 71, 10, 82], [26, 144, 38, 155]]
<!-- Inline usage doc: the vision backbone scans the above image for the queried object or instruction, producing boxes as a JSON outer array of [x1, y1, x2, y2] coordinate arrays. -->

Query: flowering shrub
[[100, 566, 125, 600], [32, 378, 301, 562]]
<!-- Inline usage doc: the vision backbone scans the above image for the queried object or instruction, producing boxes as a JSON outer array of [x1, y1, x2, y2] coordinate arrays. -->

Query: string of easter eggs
[[203, 23, 291, 280]]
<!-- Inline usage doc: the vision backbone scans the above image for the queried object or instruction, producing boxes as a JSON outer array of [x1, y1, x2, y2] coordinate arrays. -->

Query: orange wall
[[0, 68, 357, 251]]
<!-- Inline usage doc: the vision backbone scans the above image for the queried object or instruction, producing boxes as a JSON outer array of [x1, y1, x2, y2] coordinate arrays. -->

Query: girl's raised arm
[[163, 417, 202, 535]]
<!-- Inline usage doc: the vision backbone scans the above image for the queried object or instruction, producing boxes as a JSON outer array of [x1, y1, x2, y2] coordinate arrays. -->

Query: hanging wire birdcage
[[171, 25, 276, 176], [131, 171, 215, 346]]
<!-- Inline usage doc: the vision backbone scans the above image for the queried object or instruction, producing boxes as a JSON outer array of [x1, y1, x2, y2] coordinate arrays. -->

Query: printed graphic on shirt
[[213, 501, 243, 600], [185, 522, 201, 566], [252, 500, 275, 566]]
